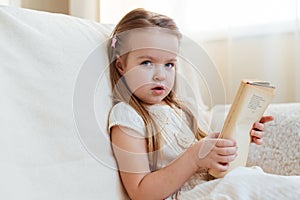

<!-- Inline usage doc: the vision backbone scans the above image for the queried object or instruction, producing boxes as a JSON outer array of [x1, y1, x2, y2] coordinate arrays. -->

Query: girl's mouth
[[151, 85, 165, 95]]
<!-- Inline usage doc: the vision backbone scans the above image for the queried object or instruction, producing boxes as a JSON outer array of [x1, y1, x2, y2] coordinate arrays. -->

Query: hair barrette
[[111, 35, 117, 48]]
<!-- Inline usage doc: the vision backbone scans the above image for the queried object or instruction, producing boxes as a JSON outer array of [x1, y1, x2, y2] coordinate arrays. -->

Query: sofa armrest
[[247, 103, 300, 176]]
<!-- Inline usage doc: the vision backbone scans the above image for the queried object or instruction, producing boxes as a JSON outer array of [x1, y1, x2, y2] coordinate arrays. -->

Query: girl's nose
[[153, 65, 166, 81]]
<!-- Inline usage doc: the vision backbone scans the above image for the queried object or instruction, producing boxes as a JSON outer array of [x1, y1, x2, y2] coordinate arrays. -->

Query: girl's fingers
[[253, 116, 274, 131], [251, 129, 264, 144], [252, 137, 263, 145], [260, 115, 274, 123], [253, 122, 264, 131], [198, 138, 235, 158], [251, 130, 264, 139], [214, 146, 237, 156], [211, 146, 238, 164], [211, 162, 229, 172], [215, 139, 236, 147], [210, 153, 237, 172], [250, 115, 273, 145], [214, 154, 237, 163]]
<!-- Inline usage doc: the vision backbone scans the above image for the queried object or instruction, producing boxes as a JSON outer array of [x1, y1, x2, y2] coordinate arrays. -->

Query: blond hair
[[108, 8, 206, 171]]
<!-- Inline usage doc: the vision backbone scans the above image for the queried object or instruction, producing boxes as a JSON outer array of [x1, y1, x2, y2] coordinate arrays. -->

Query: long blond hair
[[108, 8, 206, 171]]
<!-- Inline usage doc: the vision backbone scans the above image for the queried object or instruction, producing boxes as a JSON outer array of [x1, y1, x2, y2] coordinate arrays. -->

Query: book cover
[[208, 79, 275, 178]]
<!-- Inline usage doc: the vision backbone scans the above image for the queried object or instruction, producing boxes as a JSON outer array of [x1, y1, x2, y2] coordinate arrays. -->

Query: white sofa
[[0, 6, 299, 199]]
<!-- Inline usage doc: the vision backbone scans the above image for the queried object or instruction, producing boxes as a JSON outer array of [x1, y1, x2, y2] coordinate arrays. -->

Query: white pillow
[[0, 6, 127, 199]]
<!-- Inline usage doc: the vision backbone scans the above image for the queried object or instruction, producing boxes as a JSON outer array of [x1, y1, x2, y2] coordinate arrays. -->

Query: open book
[[208, 79, 275, 178]]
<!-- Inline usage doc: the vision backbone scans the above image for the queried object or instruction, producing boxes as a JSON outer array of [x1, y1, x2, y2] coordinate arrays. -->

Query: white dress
[[108, 102, 300, 200]]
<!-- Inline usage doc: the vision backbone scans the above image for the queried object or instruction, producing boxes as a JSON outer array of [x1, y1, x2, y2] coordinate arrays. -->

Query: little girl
[[107, 8, 300, 200]]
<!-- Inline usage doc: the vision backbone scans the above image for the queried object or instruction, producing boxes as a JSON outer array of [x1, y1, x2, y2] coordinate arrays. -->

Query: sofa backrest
[[0, 6, 128, 199]]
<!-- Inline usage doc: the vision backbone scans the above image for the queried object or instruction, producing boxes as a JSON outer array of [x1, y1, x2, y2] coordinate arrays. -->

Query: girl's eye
[[165, 63, 175, 68], [141, 61, 153, 67]]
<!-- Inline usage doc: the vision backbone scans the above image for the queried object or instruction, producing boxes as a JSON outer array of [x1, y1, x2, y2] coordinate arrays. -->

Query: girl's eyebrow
[[136, 55, 155, 60], [137, 55, 177, 62], [167, 58, 178, 62]]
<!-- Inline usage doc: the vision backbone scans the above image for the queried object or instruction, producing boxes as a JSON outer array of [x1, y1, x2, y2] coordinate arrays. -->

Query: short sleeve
[[108, 102, 146, 138]]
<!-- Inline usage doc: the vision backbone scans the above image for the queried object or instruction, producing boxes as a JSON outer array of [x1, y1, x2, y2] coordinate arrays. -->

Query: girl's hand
[[251, 116, 274, 145], [188, 132, 238, 172]]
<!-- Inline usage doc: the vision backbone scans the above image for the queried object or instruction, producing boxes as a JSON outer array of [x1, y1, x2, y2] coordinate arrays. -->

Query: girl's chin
[[141, 99, 166, 106]]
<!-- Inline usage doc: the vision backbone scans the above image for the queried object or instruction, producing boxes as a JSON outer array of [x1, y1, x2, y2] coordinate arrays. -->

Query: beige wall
[[21, 0, 68, 14], [200, 32, 298, 105], [19, 0, 100, 21]]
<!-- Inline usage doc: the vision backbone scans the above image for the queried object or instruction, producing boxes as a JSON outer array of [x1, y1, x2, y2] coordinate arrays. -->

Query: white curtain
[[0, 0, 8, 5], [69, 0, 99, 21], [0, 0, 20, 6], [96, 0, 300, 107]]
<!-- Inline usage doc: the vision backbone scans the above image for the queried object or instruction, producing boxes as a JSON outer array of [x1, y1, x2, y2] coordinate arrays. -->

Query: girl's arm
[[111, 126, 237, 200]]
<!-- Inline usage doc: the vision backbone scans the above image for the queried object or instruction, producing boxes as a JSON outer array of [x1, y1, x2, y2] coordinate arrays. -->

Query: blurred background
[[1, 0, 299, 106]]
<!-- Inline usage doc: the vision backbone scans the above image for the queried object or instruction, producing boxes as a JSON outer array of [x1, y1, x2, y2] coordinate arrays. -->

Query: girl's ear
[[116, 56, 125, 75]]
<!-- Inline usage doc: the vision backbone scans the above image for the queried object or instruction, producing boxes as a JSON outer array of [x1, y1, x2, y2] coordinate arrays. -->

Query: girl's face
[[117, 48, 177, 105]]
